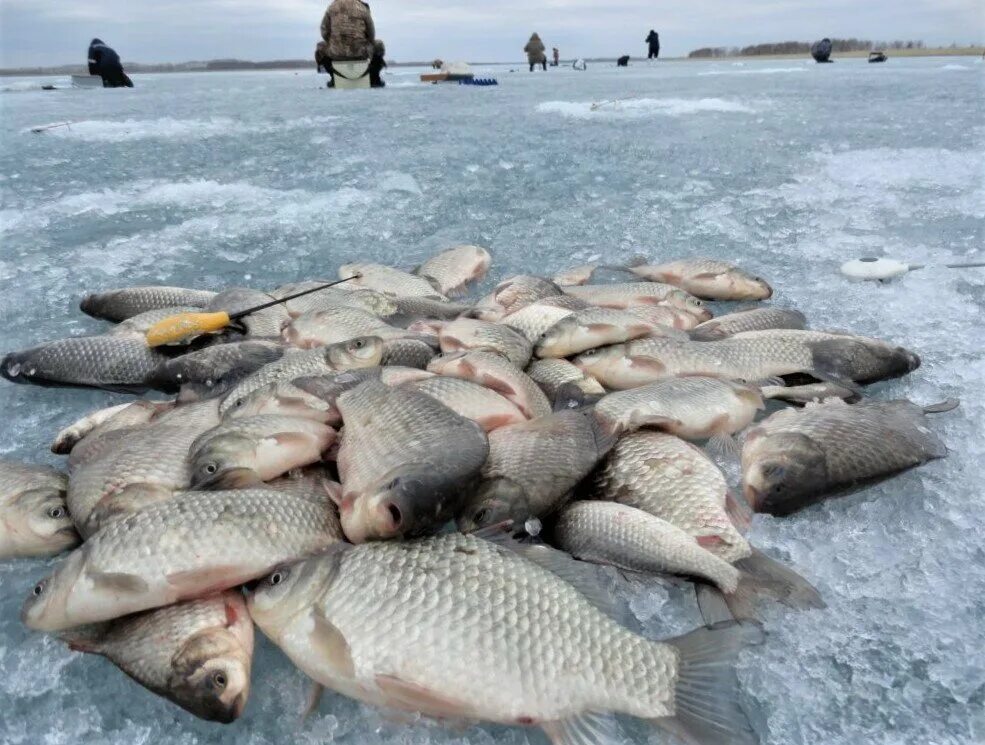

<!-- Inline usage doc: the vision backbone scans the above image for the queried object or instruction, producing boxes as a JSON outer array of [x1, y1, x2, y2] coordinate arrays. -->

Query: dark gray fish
[[206, 288, 290, 338], [80, 286, 217, 322], [145, 341, 286, 394], [381, 338, 438, 369], [742, 398, 956, 515], [1, 336, 168, 392]]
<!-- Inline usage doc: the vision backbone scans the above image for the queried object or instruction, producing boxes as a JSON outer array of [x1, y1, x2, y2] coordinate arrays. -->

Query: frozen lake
[[1, 56, 983, 744]]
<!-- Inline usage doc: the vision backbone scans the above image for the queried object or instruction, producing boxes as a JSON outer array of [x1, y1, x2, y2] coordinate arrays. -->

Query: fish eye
[[203, 463, 219, 475], [352, 339, 365, 349], [473, 507, 489, 525], [32, 581, 45, 597], [233, 398, 245, 408], [268, 569, 288, 586], [211, 671, 227, 690], [46, 506, 66, 519]]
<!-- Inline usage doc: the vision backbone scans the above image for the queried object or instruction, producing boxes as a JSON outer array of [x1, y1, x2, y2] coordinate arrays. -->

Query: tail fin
[[654, 621, 764, 745], [923, 398, 959, 414], [726, 547, 824, 619]]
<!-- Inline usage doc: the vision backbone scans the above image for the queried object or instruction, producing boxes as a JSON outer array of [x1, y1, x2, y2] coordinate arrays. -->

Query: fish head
[[455, 478, 530, 533], [248, 553, 345, 638], [571, 344, 628, 384], [226, 382, 335, 424], [21, 548, 87, 631], [734, 271, 773, 300], [341, 466, 462, 542], [0, 487, 80, 559], [742, 432, 826, 515], [168, 595, 254, 723], [326, 336, 384, 370], [535, 317, 579, 359], [677, 294, 712, 322], [190, 433, 261, 490]]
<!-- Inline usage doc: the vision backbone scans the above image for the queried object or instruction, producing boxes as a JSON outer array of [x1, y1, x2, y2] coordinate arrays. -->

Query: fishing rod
[[145, 275, 361, 347], [840, 257, 985, 282], [30, 121, 72, 134]]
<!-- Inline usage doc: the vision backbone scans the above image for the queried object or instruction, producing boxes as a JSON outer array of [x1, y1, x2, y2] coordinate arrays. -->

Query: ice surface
[[0, 58, 983, 744]]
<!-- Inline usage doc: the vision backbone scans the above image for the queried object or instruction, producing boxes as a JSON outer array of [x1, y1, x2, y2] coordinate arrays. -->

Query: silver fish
[[499, 296, 587, 343], [415, 244, 491, 297], [248, 532, 763, 744], [536, 307, 677, 359], [427, 350, 552, 419], [340, 263, 447, 299], [405, 376, 528, 431], [336, 380, 488, 542], [269, 282, 398, 319], [206, 288, 290, 338], [144, 340, 286, 394], [0, 459, 78, 559], [22, 487, 341, 631], [438, 318, 533, 368], [525, 359, 606, 402], [60, 592, 254, 723], [690, 308, 807, 341], [563, 282, 710, 319], [630, 258, 772, 301]]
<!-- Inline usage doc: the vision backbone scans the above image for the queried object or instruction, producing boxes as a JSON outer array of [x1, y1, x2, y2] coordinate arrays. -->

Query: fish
[[264, 466, 345, 513], [59, 592, 254, 723], [380, 338, 437, 369], [554, 501, 741, 592], [405, 377, 528, 431], [574, 331, 919, 390], [247, 532, 763, 745], [588, 431, 751, 562], [335, 380, 488, 542], [690, 308, 807, 341], [742, 398, 955, 515], [457, 408, 616, 531], [281, 306, 436, 350], [552, 263, 600, 286], [562, 282, 710, 319], [340, 263, 447, 299], [761, 381, 860, 405], [499, 296, 588, 343], [218, 337, 384, 416], [437, 318, 533, 368], [0, 459, 79, 559], [52, 401, 166, 456], [473, 275, 563, 321], [67, 399, 222, 535], [588, 432, 824, 618], [21, 487, 341, 631], [205, 288, 290, 338], [625, 304, 703, 331], [269, 282, 398, 319], [593, 377, 764, 450], [525, 359, 606, 403], [144, 340, 286, 394], [287, 367, 435, 423], [80, 286, 217, 322], [390, 296, 472, 322], [1, 335, 168, 392], [535, 307, 683, 359], [415, 244, 492, 297], [189, 415, 336, 489], [427, 350, 552, 419], [629, 258, 773, 300]]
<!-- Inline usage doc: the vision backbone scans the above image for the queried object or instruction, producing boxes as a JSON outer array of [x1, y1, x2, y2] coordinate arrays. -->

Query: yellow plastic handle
[[145, 311, 231, 347]]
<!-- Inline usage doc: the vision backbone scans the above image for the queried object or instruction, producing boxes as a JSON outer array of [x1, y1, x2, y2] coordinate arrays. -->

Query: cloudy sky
[[1, 0, 982, 67]]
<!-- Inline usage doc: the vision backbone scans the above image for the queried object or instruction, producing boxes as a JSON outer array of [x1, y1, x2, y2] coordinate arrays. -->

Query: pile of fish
[[0, 246, 956, 744]]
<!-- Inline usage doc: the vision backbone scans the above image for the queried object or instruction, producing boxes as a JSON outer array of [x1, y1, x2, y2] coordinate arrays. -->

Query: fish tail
[[652, 620, 764, 745], [922, 398, 960, 414], [727, 547, 825, 617]]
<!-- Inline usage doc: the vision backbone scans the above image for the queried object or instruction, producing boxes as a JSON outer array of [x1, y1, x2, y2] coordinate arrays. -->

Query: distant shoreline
[[1, 46, 981, 77]]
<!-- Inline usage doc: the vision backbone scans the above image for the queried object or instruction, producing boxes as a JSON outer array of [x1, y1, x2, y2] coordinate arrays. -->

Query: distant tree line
[[688, 39, 930, 58]]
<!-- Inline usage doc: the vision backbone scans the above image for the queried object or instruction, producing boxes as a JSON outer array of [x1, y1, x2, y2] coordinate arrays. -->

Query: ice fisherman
[[646, 30, 660, 59], [320, 0, 386, 87], [551, 47, 560, 66], [87, 39, 133, 88], [525, 33, 547, 72]]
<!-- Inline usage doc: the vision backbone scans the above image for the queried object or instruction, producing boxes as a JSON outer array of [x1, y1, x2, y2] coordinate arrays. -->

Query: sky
[[0, 0, 982, 68]]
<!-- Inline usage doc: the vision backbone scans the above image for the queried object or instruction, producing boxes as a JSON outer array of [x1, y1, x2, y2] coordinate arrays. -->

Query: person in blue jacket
[[87, 39, 133, 88]]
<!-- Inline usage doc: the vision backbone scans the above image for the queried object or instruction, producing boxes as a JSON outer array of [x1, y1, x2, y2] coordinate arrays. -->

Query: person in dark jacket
[[524, 33, 547, 72], [87, 39, 133, 88], [811, 38, 834, 63], [616, 55, 630, 67], [646, 30, 660, 59]]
